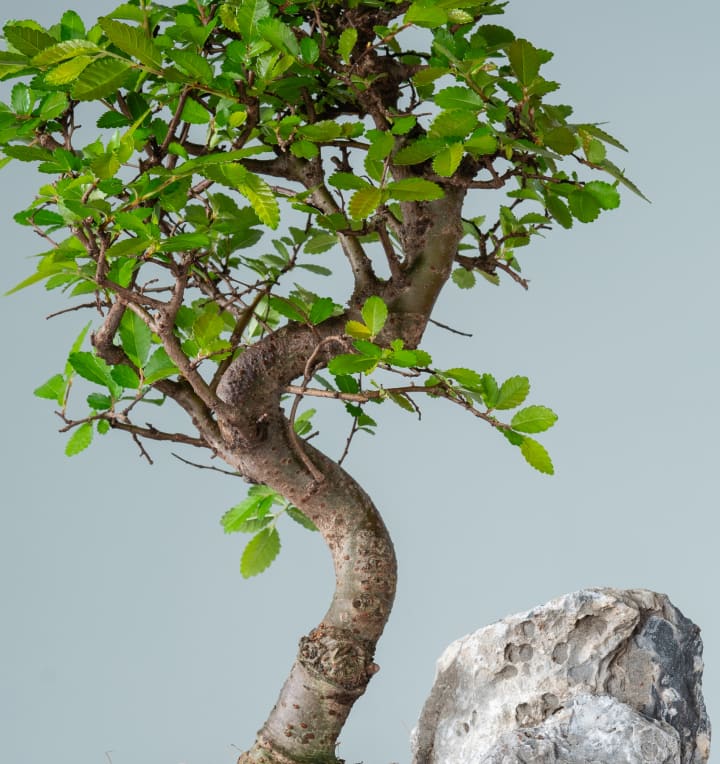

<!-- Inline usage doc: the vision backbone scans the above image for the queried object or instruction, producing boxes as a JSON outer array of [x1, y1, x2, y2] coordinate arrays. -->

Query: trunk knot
[[298, 625, 376, 691]]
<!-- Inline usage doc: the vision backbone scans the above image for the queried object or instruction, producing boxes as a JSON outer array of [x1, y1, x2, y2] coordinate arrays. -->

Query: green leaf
[[68, 351, 115, 388], [432, 142, 464, 177], [393, 137, 446, 166], [168, 48, 214, 83], [520, 436, 554, 475], [435, 86, 483, 111], [452, 268, 476, 289], [345, 320, 372, 339], [87, 392, 112, 410], [300, 36, 319, 64], [98, 17, 163, 69], [511, 405, 558, 434], [143, 347, 178, 384], [568, 188, 601, 223], [235, 169, 279, 229], [429, 110, 478, 139], [111, 364, 140, 389], [545, 194, 573, 229], [34, 373, 67, 404], [506, 38, 543, 86], [405, 0, 448, 28], [495, 376, 530, 410], [464, 131, 498, 156], [257, 17, 300, 57], [45, 55, 94, 85], [32, 39, 101, 65], [544, 126, 577, 155], [285, 506, 317, 531], [309, 297, 335, 325], [328, 172, 369, 191], [119, 309, 152, 368], [241, 528, 281, 578], [328, 354, 378, 375], [298, 120, 342, 143], [157, 232, 211, 252], [443, 367, 482, 389], [584, 180, 621, 210], [3, 23, 57, 57], [338, 27, 357, 63], [304, 231, 338, 254], [65, 422, 93, 456], [60, 10, 85, 40], [221, 495, 274, 534], [386, 178, 444, 202], [71, 58, 132, 100], [268, 296, 306, 323], [481, 373, 499, 407], [348, 186, 382, 220], [362, 296, 387, 336]]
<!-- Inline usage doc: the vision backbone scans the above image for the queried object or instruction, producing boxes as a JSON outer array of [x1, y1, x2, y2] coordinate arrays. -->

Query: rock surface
[[412, 588, 710, 763]]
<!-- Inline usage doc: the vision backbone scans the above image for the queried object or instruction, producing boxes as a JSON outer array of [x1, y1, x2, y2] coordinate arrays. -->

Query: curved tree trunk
[[207, 190, 467, 763], [214, 323, 396, 763]]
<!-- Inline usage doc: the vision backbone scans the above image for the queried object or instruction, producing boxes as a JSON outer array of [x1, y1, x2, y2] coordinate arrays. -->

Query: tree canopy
[[0, 0, 636, 761]]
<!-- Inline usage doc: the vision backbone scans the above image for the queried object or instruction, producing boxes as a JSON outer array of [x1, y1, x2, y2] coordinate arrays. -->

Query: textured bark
[[208, 190, 467, 762]]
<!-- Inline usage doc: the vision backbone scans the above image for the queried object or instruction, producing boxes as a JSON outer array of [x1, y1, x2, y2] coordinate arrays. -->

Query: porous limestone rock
[[412, 588, 710, 763]]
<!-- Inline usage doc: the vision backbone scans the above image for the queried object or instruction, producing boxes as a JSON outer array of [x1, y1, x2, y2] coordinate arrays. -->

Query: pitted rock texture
[[411, 589, 710, 764]]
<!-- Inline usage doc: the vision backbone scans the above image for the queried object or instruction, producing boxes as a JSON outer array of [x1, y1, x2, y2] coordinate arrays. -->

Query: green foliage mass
[[0, 0, 635, 575]]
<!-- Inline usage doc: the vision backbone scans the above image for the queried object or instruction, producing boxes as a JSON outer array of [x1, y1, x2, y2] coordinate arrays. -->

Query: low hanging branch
[[1, 1, 638, 762]]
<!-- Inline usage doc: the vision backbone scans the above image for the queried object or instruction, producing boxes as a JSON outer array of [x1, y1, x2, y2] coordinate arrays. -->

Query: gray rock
[[411, 589, 710, 764]]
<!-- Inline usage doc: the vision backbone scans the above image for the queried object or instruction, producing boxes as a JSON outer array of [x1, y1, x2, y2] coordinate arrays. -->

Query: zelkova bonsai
[[0, 1, 639, 761]]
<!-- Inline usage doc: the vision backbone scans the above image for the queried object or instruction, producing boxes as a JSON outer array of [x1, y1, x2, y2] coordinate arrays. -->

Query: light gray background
[[1, 2, 718, 763]]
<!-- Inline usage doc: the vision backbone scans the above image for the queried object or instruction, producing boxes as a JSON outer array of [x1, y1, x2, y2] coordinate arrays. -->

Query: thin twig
[[171, 452, 241, 476], [132, 432, 154, 464], [428, 318, 473, 337]]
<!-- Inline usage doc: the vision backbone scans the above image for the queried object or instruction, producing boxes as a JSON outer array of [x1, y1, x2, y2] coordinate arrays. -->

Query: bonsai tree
[[0, 0, 639, 761]]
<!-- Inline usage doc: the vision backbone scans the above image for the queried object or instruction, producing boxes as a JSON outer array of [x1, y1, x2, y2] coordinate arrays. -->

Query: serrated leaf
[[168, 48, 213, 83], [157, 232, 211, 252], [3, 23, 57, 57], [32, 39, 100, 66], [87, 392, 112, 410], [238, 171, 279, 229], [393, 137, 446, 166], [348, 186, 382, 220], [387, 178, 444, 202], [584, 180, 620, 210], [511, 405, 558, 433], [285, 506, 318, 531], [338, 27, 357, 63], [65, 422, 93, 456], [111, 364, 140, 389], [257, 17, 300, 57], [520, 437, 554, 474], [12, 83, 35, 114], [61, 10, 85, 40], [435, 86, 483, 111], [143, 347, 178, 384], [99, 18, 163, 69], [481, 373, 499, 408], [464, 131, 498, 156], [599, 159, 649, 202], [119, 310, 152, 368], [309, 297, 335, 325], [544, 126, 577, 155], [328, 172, 369, 191], [34, 373, 67, 404], [432, 142, 464, 177], [568, 188, 601, 223], [241, 528, 280, 578], [444, 367, 482, 389], [388, 391, 415, 412], [304, 232, 337, 254], [300, 36, 319, 63], [506, 38, 543, 85], [68, 351, 114, 388], [221, 495, 273, 534], [45, 55, 94, 85], [345, 320, 372, 339], [328, 354, 378, 375], [268, 296, 306, 323], [405, 0, 448, 28], [361, 296, 387, 336], [545, 194, 573, 229], [429, 110, 478, 139], [71, 58, 132, 100], [452, 268, 476, 289], [495, 375, 530, 410]]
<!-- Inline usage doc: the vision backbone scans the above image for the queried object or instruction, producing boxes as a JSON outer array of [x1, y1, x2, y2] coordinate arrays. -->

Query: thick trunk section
[[212, 189, 468, 763], [215, 326, 396, 763]]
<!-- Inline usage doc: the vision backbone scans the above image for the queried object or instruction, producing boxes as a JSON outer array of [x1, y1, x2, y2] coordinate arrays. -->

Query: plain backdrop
[[1, 2, 718, 763]]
